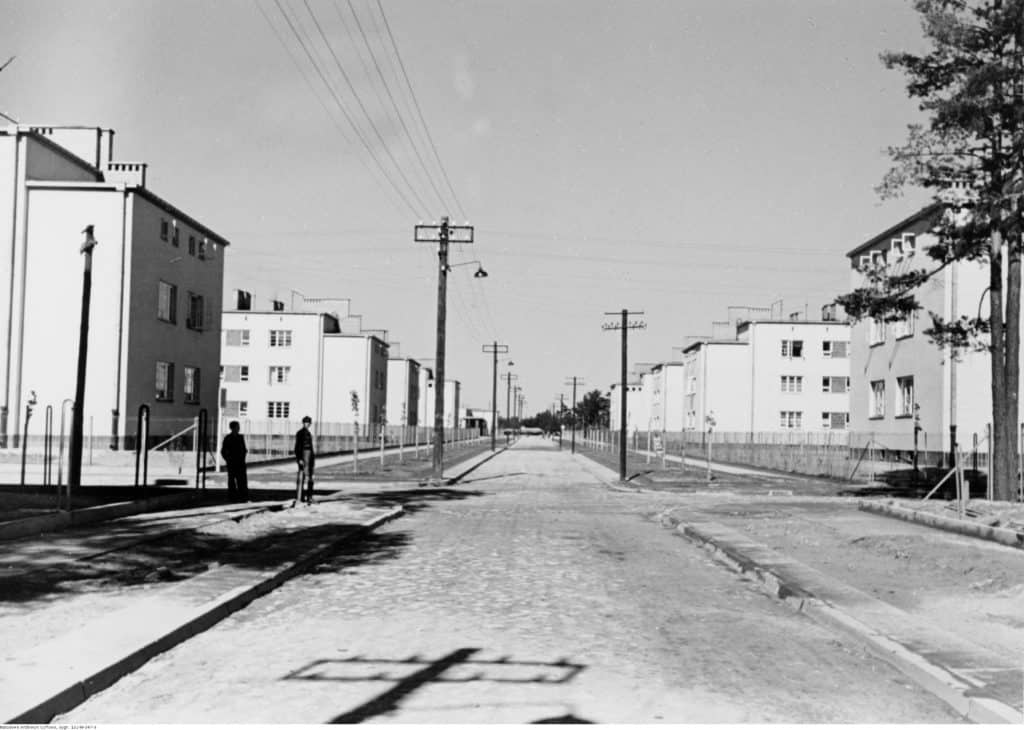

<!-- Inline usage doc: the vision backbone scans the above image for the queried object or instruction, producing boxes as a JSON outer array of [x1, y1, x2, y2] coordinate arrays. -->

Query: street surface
[[58, 437, 959, 723]]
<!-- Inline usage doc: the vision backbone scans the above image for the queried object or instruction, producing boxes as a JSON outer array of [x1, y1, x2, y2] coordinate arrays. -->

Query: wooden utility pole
[[482, 342, 509, 452], [415, 217, 474, 482], [564, 376, 585, 454], [602, 309, 646, 481]]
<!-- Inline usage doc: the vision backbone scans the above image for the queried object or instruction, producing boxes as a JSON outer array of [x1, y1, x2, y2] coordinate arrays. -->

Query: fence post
[[986, 423, 993, 500]]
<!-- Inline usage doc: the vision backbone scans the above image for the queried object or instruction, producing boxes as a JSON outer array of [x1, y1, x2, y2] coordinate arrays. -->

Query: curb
[[444, 447, 507, 485], [860, 500, 1024, 550], [0, 491, 208, 542], [7, 505, 405, 724], [678, 521, 1023, 724]]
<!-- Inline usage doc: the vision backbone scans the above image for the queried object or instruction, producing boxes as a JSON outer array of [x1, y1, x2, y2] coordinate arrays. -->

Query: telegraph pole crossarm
[[601, 309, 646, 481], [415, 217, 474, 482], [482, 342, 509, 452]]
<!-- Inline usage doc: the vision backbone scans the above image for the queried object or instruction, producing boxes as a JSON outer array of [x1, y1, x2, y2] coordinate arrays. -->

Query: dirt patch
[[687, 498, 1024, 663]]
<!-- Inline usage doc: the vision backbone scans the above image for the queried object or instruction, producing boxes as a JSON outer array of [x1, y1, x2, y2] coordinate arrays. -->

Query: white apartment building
[[221, 296, 389, 429], [682, 340, 750, 432], [0, 124, 227, 447], [386, 358, 421, 426], [608, 380, 648, 432], [443, 379, 461, 428], [847, 203, 991, 457], [647, 362, 685, 432], [417, 366, 435, 426], [681, 311, 851, 435], [738, 318, 851, 433]]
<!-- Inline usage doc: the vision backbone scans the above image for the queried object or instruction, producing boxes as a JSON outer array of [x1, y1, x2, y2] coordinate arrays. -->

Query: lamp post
[[68, 226, 98, 490], [414, 218, 476, 482]]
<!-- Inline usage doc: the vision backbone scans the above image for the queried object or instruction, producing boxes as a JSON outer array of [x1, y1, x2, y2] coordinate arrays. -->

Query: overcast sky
[[2, 0, 933, 416]]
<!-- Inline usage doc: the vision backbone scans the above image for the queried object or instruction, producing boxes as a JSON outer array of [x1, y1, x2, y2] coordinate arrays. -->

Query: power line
[[271, 0, 421, 217], [341, 0, 451, 213], [301, 0, 433, 214], [257, 1, 412, 219], [375, 0, 467, 220]]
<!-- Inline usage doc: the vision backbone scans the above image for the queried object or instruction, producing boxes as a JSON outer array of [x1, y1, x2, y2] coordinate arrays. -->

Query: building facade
[[682, 340, 750, 433], [386, 358, 421, 426], [647, 362, 684, 432], [738, 318, 852, 434], [846, 204, 991, 458], [0, 124, 227, 447]]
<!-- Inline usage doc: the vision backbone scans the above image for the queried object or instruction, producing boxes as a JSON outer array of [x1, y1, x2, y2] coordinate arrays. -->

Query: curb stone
[[4, 505, 404, 724], [860, 499, 1024, 550], [678, 521, 1023, 724]]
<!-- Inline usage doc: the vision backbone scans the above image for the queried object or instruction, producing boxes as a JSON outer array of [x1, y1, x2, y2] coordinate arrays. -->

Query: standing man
[[294, 416, 315, 505], [220, 420, 249, 502]]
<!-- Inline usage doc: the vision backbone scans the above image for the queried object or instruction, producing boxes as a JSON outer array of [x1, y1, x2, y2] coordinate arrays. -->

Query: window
[[870, 380, 886, 418], [155, 361, 174, 401], [869, 318, 886, 346], [822, 376, 850, 393], [268, 366, 291, 384], [188, 235, 197, 257], [822, 340, 848, 358], [223, 400, 248, 417], [822, 411, 849, 430], [184, 366, 200, 403], [222, 365, 249, 382], [157, 281, 177, 324], [269, 330, 293, 347], [187, 293, 204, 331], [267, 401, 290, 419], [892, 314, 915, 339], [225, 329, 250, 347], [272, 299, 285, 311], [198, 239, 207, 260], [171, 225, 179, 248], [781, 340, 804, 358], [780, 375, 803, 393], [779, 411, 802, 429], [897, 376, 915, 417], [160, 219, 169, 241]]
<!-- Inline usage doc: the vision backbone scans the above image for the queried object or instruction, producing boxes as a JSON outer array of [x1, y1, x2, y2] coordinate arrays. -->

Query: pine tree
[[837, 0, 1023, 499]]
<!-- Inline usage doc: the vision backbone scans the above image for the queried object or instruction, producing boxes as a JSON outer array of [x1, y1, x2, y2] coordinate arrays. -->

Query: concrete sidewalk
[[0, 447, 500, 723]]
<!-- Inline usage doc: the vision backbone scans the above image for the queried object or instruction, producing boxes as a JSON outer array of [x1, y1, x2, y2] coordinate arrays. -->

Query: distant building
[[682, 340, 750, 433], [221, 294, 388, 429], [386, 358, 421, 426], [682, 308, 851, 435], [444, 379, 461, 428], [647, 362, 685, 432], [0, 123, 228, 447], [608, 380, 647, 432], [846, 204, 989, 459]]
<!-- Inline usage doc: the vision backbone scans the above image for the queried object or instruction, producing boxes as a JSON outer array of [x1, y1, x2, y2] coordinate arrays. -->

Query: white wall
[[747, 321, 851, 433], [220, 312, 323, 427]]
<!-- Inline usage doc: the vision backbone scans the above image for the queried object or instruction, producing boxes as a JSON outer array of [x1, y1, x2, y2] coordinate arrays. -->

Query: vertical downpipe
[[1, 133, 23, 447], [111, 189, 128, 449]]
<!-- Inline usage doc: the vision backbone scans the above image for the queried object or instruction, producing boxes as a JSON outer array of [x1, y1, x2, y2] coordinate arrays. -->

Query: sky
[[0, 0, 935, 417]]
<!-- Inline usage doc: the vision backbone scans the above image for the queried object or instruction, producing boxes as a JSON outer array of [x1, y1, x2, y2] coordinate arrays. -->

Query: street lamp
[[68, 225, 98, 490], [445, 260, 488, 278]]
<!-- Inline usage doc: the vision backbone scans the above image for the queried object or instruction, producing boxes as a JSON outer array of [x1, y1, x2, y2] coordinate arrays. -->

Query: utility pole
[[69, 226, 98, 490], [482, 342, 509, 452], [602, 309, 646, 481], [564, 376, 585, 454], [415, 217, 474, 482], [502, 372, 517, 423]]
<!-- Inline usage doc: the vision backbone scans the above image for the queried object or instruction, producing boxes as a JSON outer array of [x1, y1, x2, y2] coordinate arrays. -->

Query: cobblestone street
[[57, 438, 958, 724]]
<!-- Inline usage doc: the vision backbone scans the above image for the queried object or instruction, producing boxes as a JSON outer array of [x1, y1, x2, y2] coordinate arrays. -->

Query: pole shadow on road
[[280, 647, 587, 723], [455, 472, 527, 485]]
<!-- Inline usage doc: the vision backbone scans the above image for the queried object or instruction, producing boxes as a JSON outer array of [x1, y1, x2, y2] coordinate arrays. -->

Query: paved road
[[58, 437, 958, 724]]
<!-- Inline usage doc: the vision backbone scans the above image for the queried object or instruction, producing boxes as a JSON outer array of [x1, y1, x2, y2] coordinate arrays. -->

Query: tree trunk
[[1000, 229, 1021, 501], [989, 229, 1011, 500]]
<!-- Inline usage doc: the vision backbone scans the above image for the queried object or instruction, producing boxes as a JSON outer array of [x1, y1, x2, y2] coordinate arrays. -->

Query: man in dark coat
[[294, 416, 315, 504], [220, 420, 248, 501]]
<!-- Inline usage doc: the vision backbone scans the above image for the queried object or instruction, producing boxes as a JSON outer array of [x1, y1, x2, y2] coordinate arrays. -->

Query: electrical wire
[[271, 0, 422, 217], [301, 0, 433, 214]]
